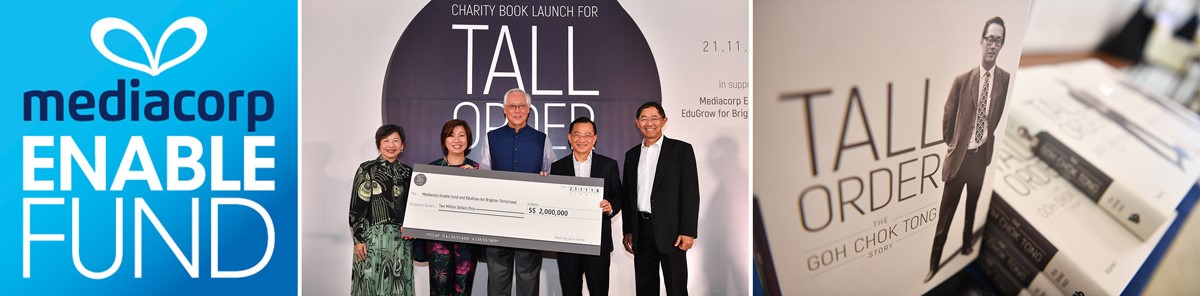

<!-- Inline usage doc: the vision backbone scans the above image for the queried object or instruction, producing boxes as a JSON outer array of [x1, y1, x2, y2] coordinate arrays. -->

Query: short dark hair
[[439, 119, 473, 156], [375, 124, 406, 150], [636, 102, 666, 119], [569, 116, 597, 135], [981, 16, 1006, 42]]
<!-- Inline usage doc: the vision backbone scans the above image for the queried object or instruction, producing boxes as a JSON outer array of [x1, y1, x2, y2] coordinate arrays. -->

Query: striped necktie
[[974, 71, 991, 144]]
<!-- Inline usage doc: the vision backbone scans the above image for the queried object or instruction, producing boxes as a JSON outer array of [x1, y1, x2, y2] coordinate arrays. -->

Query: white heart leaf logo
[[90, 17, 207, 76]]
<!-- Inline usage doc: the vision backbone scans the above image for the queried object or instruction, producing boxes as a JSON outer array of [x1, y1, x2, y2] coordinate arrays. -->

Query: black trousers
[[557, 251, 610, 296], [635, 213, 688, 296], [486, 247, 542, 296], [928, 148, 986, 271]]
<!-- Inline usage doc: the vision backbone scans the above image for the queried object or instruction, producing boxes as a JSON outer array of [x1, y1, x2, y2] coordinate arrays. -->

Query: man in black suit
[[550, 117, 622, 296], [925, 16, 1010, 283], [621, 102, 700, 295]]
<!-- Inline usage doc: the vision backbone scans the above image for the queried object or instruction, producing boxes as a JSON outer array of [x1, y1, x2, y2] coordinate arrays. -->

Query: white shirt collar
[[642, 134, 665, 149], [573, 151, 593, 164], [980, 65, 995, 76]]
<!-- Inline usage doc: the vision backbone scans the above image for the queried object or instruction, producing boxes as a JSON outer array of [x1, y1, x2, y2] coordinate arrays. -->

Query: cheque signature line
[[441, 209, 524, 219]]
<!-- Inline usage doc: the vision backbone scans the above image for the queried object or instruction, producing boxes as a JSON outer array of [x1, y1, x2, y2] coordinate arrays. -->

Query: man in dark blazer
[[926, 16, 1010, 283], [621, 102, 700, 295], [550, 117, 621, 296]]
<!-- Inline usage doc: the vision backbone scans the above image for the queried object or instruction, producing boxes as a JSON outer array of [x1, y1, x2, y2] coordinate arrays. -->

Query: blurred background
[[1025, 0, 1200, 110]]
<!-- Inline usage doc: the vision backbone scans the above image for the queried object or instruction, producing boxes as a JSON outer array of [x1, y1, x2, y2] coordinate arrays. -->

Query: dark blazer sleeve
[[549, 156, 572, 177], [622, 146, 639, 235], [991, 68, 1010, 135], [942, 73, 966, 144], [600, 155, 623, 218], [678, 142, 700, 238]]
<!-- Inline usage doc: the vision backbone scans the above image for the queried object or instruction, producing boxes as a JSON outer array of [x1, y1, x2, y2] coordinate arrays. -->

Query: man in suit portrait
[[925, 16, 1010, 283], [550, 117, 622, 296], [621, 102, 700, 295]]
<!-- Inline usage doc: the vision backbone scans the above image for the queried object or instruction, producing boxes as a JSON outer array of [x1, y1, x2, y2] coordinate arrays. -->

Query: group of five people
[[348, 88, 700, 296]]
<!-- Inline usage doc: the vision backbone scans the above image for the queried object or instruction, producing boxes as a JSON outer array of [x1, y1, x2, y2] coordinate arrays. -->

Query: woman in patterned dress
[[350, 124, 415, 296], [424, 119, 482, 296]]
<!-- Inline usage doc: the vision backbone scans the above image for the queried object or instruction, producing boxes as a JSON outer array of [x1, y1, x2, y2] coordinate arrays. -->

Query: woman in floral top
[[350, 124, 415, 296], [425, 119, 481, 295]]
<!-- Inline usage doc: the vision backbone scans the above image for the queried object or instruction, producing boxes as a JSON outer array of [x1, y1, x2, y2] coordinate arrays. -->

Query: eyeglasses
[[638, 116, 663, 123], [983, 36, 1004, 45], [505, 104, 529, 110]]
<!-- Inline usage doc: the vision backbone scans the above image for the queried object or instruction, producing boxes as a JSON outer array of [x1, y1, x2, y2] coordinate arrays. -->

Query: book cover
[[1002, 64, 1200, 240], [753, 0, 1032, 294], [990, 121, 1176, 294], [1010, 64, 1200, 216], [1006, 110, 1170, 240]]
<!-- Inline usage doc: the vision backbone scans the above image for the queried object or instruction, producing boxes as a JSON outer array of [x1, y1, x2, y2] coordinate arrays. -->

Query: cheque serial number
[[528, 207, 569, 217]]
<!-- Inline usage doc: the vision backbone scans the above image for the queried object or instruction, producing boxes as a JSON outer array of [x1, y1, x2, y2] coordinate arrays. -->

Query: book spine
[[1027, 271, 1066, 296], [988, 195, 1107, 295], [981, 226, 1064, 296], [977, 251, 1059, 296], [977, 252, 1026, 296], [1031, 131, 1166, 241]]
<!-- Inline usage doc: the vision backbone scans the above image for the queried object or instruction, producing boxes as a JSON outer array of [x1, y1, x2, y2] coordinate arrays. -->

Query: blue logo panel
[[0, 1, 298, 294]]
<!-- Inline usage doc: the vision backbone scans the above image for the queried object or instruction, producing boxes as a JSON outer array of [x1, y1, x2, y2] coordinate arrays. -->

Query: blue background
[[0, 0, 297, 294]]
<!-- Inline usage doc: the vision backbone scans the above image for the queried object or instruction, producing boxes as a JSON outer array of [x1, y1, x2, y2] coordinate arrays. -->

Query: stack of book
[[974, 60, 1200, 296]]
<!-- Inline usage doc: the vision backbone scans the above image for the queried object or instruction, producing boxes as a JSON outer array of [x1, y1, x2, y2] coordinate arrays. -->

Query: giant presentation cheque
[[402, 164, 605, 255]]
